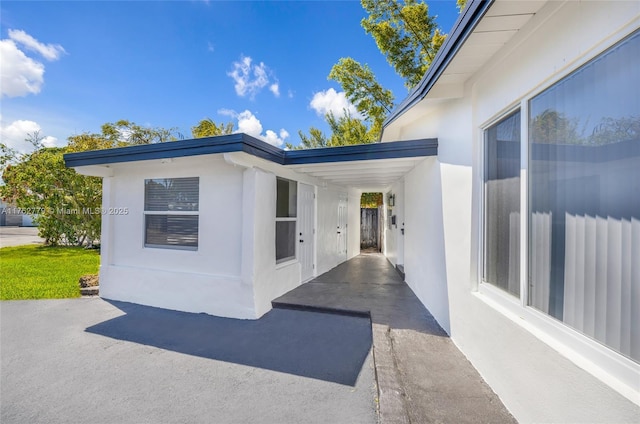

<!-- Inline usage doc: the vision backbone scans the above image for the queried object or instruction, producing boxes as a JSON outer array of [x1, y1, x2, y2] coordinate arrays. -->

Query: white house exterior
[[65, 137, 435, 319], [65, 0, 639, 421], [379, 0, 639, 419]]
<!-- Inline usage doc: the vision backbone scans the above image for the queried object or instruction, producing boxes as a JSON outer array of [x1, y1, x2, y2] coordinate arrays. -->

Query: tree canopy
[[298, 0, 452, 148], [361, 0, 446, 89], [0, 120, 178, 246], [290, 111, 377, 150], [191, 118, 235, 138]]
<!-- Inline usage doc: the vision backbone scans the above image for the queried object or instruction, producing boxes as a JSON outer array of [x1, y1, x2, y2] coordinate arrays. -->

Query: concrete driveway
[[0, 299, 376, 424], [0, 226, 43, 248]]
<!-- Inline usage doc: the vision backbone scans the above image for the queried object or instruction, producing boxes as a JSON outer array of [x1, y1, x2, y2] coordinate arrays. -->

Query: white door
[[337, 194, 348, 260], [298, 183, 315, 282]]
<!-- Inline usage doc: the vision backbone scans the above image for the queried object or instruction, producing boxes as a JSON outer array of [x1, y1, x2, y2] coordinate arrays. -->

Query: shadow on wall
[[85, 300, 372, 386]]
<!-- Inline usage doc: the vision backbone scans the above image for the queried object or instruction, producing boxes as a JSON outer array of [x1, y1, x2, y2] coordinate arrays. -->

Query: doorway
[[298, 183, 315, 282], [360, 193, 383, 253]]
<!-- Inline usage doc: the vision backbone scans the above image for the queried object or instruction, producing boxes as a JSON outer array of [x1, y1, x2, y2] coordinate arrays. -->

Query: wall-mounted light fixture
[[388, 193, 395, 206]]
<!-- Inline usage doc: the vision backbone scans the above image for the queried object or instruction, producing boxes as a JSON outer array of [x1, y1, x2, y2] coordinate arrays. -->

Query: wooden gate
[[360, 208, 379, 250]]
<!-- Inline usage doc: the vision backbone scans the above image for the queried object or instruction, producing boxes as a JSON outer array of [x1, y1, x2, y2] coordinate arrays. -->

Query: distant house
[[65, 0, 639, 419], [0, 199, 35, 227]]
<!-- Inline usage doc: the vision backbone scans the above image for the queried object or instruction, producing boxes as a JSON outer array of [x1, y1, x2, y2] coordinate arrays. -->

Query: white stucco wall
[[347, 188, 361, 260], [244, 168, 302, 318], [383, 180, 404, 267], [95, 152, 359, 320], [99, 155, 255, 319], [382, 1, 640, 421]]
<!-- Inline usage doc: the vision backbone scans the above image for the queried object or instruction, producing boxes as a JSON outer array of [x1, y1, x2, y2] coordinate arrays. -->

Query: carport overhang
[[64, 133, 437, 192]]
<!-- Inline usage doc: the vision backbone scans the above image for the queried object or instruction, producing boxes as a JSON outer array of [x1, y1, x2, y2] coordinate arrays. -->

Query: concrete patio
[[273, 253, 516, 424]]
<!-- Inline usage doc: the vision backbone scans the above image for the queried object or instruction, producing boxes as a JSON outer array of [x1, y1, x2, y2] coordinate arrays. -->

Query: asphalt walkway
[[273, 253, 516, 424], [1, 299, 376, 424]]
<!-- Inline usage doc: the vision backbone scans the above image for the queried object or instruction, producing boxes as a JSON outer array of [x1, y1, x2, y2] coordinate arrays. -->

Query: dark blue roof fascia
[[63, 133, 285, 167], [284, 138, 437, 165], [63, 134, 437, 168], [382, 0, 494, 129]]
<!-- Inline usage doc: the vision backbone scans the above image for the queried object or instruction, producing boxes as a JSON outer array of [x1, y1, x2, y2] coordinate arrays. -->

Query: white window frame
[[480, 107, 522, 298], [143, 177, 199, 251], [275, 177, 298, 266], [475, 27, 640, 402]]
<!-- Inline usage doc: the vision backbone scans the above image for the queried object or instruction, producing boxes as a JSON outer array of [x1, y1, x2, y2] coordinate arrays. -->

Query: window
[[276, 177, 297, 263], [528, 31, 639, 362], [483, 110, 521, 296], [144, 177, 199, 250]]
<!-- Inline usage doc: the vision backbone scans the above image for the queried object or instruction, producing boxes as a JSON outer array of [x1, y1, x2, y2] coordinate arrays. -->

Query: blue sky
[[1, 1, 460, 151]]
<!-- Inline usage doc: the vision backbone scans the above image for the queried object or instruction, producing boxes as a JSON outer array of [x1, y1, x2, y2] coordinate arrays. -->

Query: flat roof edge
[[383, 0, 494, 129], [284, 138, 437, 165], [63, 133, 285, 167], [64, 135, 437, 169]]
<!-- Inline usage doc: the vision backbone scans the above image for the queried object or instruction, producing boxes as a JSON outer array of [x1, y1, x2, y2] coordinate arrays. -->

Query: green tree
[[99, 119, 180, 145], [191, 118, 235, 138], [291, 111, 377, 150], [329, 58, 395, 138], [361, 192, 383, 208], [293, 127, 330, 150], [361, 0, 446, 89], [1, 121, 178, 246], [1, 147, 102, 246], [297, 0, 449, 148]]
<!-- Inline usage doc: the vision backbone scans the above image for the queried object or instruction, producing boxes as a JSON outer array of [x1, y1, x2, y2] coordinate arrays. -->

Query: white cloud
[[237, 110, 263, 137], [269, 83, 280, 97], [0, 39, 45, 98], [287, 89, 294, 99], [223, 109, 289, 147], [264, 129, 289, 147], [0, 118, 58, 153], [207, 41, 214, 53], [217, 108, 237, 118], [227, 55, 280, 99], [8, 29, 66, 61], [0, 30, 65, 98], [310, 88, 363, 119]]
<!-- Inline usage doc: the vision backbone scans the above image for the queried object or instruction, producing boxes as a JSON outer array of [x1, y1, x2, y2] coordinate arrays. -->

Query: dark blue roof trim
[[64, 133, 285, 167], [383, 0, 494, 129], [285, 138, 437, 165], [64, 134, 437, 168]]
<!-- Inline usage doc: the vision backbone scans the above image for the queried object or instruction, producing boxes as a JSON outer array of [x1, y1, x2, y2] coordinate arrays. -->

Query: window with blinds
[[528, 31, 639, 362], [276, 177, 297, 264], [144, 177, 199, 250], [484, 110, 521, 297]]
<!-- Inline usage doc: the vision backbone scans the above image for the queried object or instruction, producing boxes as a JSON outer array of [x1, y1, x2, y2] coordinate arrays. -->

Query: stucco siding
[[382, 0, 640, 420]]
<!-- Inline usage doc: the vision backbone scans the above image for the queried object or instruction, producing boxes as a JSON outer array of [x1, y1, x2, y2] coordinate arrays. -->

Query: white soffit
[[428, 0, 546, 99], [287, 157, 425, 190]]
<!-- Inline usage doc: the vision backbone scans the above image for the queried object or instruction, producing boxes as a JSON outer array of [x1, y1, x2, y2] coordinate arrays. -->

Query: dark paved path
[[1, 299, 376, 424], [274, 253, 516, 424]]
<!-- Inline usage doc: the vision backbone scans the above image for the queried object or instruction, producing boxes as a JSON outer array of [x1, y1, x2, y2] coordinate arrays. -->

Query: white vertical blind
[[528, 31, 639, 362]]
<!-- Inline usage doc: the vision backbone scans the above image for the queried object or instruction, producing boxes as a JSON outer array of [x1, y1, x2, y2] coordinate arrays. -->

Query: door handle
[[299, 239, 304, 243], [337, 231, 341, 234]]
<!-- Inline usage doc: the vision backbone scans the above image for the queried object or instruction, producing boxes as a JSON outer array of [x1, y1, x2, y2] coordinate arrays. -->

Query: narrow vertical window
[[528, 31, 639, 362], [275, 177, 297, 263], [484, 110, 521, 296], [144, 177, 199, 250]]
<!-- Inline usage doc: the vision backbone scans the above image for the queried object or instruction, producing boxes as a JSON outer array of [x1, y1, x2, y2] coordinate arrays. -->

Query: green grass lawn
[[0, 245, 100, 300]]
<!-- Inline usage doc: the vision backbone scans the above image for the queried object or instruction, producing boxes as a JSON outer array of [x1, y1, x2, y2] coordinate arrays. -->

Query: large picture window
[[528, 31, 639, 362], [144, 177, 199, 250], [483, 110, 521, 296], [276, 177, 297, 263]]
